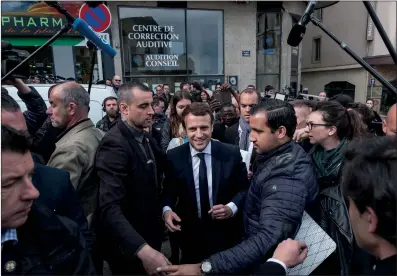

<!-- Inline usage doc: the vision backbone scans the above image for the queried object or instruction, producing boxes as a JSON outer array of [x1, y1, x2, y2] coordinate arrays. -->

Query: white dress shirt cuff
[[162, 206, 172, 219], [266, 258, 287, 272], [226, 202, 238, 216]]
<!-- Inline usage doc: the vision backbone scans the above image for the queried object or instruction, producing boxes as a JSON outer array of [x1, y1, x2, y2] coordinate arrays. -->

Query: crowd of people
[[1, 77, 396, 276]]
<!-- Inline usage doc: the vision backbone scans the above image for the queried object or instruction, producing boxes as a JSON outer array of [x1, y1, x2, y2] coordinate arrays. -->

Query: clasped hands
[[164, 205, 233, 232]]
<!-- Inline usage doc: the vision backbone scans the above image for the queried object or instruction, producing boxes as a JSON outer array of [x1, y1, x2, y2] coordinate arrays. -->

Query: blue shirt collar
[[1, 228, 18, 247]]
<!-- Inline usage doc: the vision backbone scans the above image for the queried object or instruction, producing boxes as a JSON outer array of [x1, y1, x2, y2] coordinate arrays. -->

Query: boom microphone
[[72, 18, 117, 57], [287, 1, 317, 47], [45, 1, 117, 57]]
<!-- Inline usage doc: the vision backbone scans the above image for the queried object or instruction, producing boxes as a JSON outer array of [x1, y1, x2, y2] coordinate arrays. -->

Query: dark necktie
[[196, 153, 211, 221]]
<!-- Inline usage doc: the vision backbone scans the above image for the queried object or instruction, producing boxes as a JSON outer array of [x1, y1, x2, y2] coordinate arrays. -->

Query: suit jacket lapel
[[117, 120, 149, 169], [185, 144, 199, 213], [211, 141, 221, 204]]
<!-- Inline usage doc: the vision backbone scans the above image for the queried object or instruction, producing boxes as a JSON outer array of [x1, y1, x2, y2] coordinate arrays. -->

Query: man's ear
[[276, 126, 287, 139], [365, 206, 378, 234], [382, 119, 387, 134], [67, 102, 77, 116]]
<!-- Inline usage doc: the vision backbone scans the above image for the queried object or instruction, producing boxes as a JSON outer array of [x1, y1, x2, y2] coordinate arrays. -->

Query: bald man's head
[[383, 104, 396, 136], [112, 75, 122, 88]]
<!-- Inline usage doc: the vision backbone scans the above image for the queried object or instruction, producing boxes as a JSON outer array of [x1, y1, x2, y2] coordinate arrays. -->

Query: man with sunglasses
[[112, 75, 122, 94]]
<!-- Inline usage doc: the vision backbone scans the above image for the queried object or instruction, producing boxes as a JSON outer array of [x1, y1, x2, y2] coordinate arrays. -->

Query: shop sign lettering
[[128, 24, 180, 48]]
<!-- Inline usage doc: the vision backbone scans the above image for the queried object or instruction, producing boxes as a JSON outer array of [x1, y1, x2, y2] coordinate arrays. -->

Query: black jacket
[[162, 141, 249, 262], [307, 147, 353, 276], [255, 261, 286, 275], [32, 163, 92, 250], [18, 86, 48, 136], [1, 202, 96, 275], [95, 120, 164, 274], [224, 122, 240, 146], [208, 141, 318, 274], [95, 114, 120, 132]]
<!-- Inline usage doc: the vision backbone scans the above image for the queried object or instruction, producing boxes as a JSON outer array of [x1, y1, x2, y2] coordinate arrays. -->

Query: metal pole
[[363, 1, 397, 64], [87, 41, 97, 95], [2, 24, 72, 81], [310, 15, 397, 95]]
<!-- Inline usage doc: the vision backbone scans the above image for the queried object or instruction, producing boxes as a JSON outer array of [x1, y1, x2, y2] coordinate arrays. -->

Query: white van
[[4, 84, 117, 125]]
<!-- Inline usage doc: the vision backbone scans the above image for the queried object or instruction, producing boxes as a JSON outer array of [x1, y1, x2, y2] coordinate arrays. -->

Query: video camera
[[1, 41, 31, 80]]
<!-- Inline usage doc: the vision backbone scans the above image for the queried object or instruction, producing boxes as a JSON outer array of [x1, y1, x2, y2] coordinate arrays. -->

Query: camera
[[1, 40, 31, 80]]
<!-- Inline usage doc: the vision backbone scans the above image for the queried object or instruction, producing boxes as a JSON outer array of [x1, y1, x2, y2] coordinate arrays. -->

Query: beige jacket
[[48, 119, 105, 225]]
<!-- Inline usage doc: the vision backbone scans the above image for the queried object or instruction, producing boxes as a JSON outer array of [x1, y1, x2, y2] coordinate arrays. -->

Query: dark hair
[[348, 102, 374, 126], [1, 91, 21, 112], [247, 84, 256, 89], [220, 103, 236, 113], [265, 85, 274, 91], [163, 83, 169, 88], [342, 136, 397, 245], [152, 97, 165, 107], [170, 90, 192, 137], [250, 99, 297, 138], [96, 80, 105, 85], [180, 82, 190, 89], [316, 101, 367, 140], [1, 125, 31, 154], [2, 86, 9, 94], [118, 82, 151, 105], [181, 102, 214, 128], [329, 94, 354, 108], [366, 98, 374, 103], [216, 83, 221, 87], [191, 82, 202, 91], [103, 96, 118, 106]]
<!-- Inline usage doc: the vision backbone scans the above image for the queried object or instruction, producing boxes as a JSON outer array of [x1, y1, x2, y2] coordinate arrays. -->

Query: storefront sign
[[1, 1, 84, 36], [366, 1, 376, 41], [129, 24, 181, 68], [128, 24, 180, 48], [242, 50, 251, 57]]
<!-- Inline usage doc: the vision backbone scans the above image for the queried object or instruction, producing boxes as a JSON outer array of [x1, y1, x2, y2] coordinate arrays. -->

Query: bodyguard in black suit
[[95, 83, 169, 275], [162, 102, 249, 264]]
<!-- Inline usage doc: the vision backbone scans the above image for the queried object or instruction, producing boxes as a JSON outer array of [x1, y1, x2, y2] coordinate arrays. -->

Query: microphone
[[72, 18, 117, 57], [287, 1, 317, 47], [45, 1, 116, 57]]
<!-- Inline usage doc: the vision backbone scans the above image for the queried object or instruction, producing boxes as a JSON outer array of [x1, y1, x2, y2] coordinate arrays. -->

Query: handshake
[[151, 239, 308, 275]]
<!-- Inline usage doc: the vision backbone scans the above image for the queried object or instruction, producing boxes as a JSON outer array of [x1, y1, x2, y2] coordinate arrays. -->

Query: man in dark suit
[[162, 102, 249, 264], [95, 83, 169, 275]]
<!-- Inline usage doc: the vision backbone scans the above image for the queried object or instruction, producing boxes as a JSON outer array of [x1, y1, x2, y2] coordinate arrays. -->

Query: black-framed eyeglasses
[[306, 122, 331, 130]]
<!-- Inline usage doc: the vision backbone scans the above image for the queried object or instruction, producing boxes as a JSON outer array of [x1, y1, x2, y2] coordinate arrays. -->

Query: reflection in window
[[256, 13, 281, 92], [119, 7, 187, 76], [186, 10, 223, 75]]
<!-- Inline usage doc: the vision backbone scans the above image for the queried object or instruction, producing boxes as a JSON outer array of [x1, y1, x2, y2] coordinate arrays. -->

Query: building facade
[[108, 1, 305, 93], [1, 1, 114, 83], [301, 1, 396, 113]]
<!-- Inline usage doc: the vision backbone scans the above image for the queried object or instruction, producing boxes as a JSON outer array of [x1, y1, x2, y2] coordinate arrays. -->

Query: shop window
[[380, 79, 396, 115], [186, 10, 223, 75], [324, 81, 355, 100], [119, 7, 187, 76], [256, 12, 281, 92], [16, 46, 54, 78]]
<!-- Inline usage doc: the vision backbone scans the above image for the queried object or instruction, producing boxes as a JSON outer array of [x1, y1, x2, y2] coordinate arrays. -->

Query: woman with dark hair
[[160, 90, 192, 153], [305, 101, 367, 276]]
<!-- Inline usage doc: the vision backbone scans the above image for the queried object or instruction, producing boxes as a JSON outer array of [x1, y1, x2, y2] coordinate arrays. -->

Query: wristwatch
[[200, 260, 212, 275]]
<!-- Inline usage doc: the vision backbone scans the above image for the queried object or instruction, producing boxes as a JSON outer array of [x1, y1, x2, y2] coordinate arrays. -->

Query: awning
[[3, 37, 84, 47], [363, 55, 395, 66]]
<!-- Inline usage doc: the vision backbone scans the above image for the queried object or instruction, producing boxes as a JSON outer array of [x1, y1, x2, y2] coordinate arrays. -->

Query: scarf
[[239, 117, 251, 151], [311, 139, 346, 179]]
